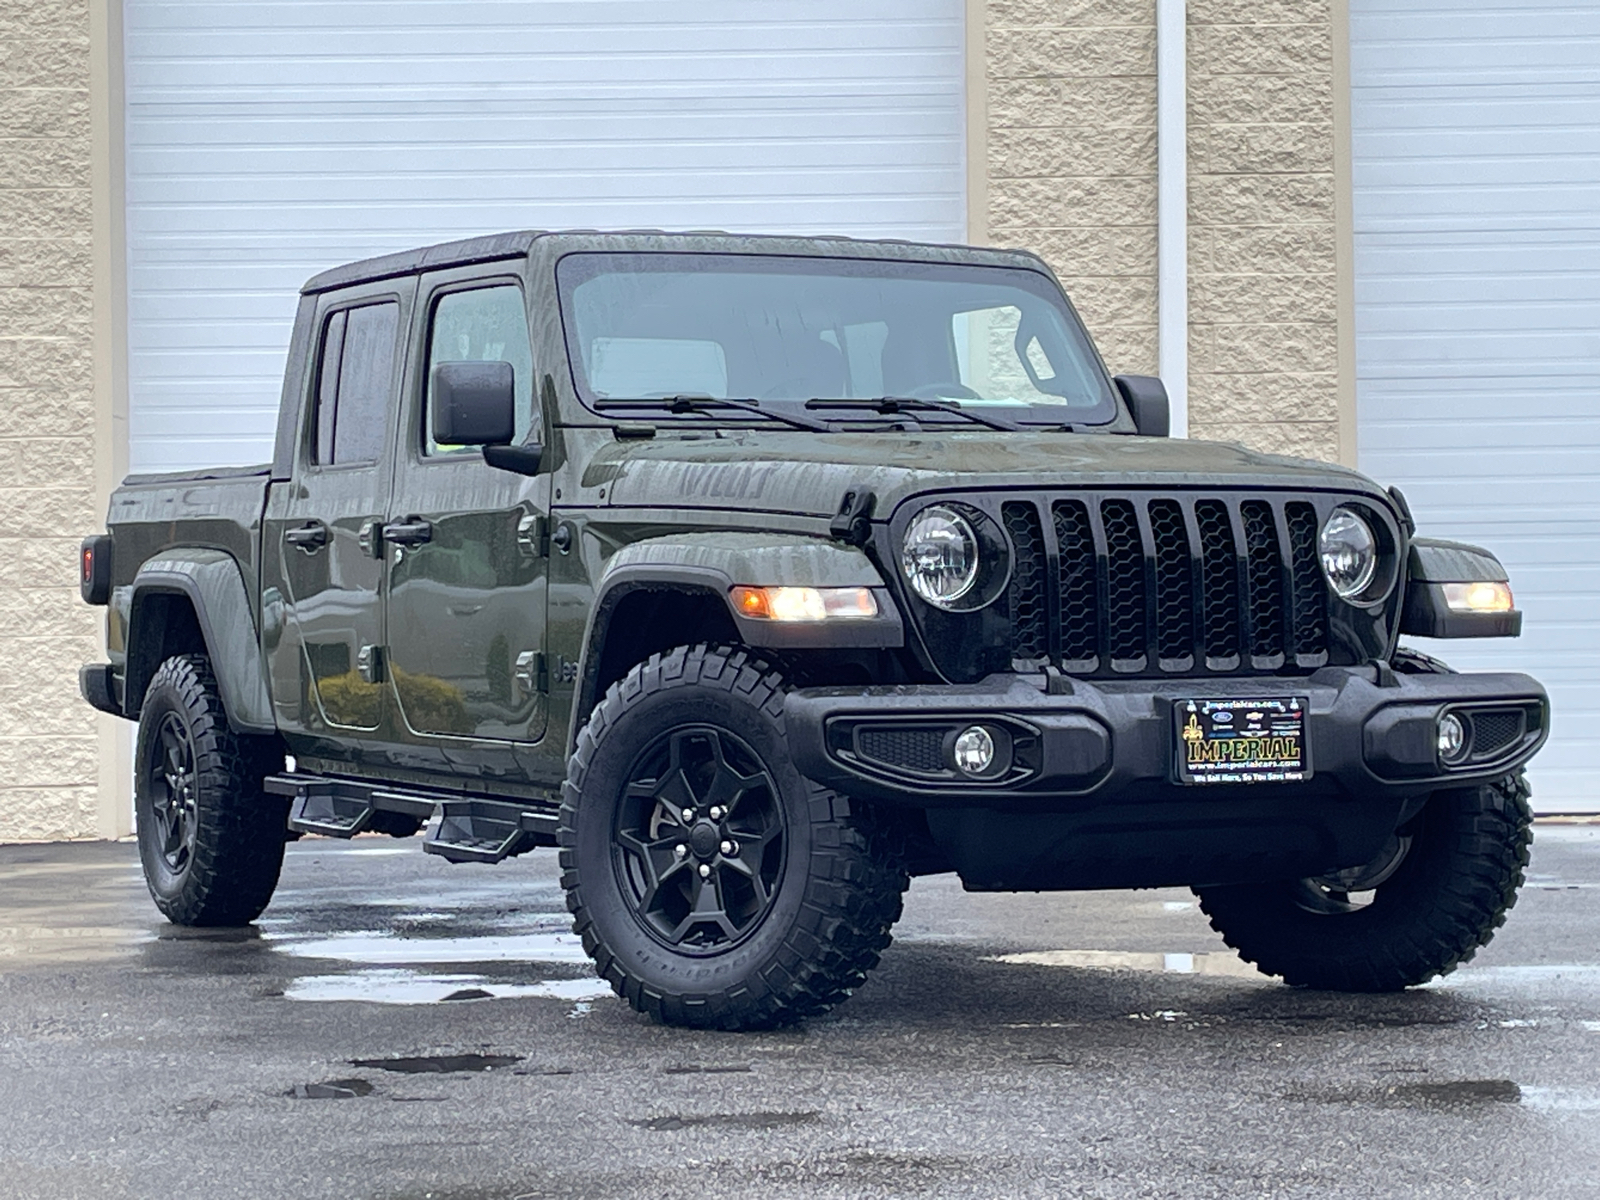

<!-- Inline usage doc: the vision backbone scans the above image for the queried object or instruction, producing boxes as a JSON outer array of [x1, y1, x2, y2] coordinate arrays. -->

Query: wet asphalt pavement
[[2, 828, 1599, 1200]]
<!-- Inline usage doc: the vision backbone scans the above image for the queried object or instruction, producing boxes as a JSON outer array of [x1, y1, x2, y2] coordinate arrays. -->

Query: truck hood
[[587, 429, 1386, 520]]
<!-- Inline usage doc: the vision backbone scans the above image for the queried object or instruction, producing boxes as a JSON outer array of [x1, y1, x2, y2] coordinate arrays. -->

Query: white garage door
[[1351, 1, 1600, 811], [123, 1, 966, 474]]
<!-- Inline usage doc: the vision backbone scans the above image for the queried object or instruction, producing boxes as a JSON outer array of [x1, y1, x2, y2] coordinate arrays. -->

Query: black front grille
[[1003, 492, 1334, 678]]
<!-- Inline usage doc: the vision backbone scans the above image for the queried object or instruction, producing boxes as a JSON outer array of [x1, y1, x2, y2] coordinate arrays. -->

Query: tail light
[[80, 535, 112, 605]]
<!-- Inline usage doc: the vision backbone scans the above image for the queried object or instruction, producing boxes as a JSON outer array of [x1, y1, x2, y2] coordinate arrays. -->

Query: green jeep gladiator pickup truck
[[79, 231, 1548, 1029]]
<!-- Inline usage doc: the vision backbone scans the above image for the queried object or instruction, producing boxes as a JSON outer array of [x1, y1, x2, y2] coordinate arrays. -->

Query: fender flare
[[568, 532, 902, 751], [127, 549, 276, 734], [1400, 537, 1521, 639]]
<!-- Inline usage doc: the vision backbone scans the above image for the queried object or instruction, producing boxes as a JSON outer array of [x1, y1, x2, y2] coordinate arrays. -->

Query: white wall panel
[[123, 0, 966, 472], [1351, 1, 1600, 810]]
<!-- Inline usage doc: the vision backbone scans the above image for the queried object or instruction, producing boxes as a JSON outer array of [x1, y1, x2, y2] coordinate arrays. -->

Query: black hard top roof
[[299, 229, 1046, 295]]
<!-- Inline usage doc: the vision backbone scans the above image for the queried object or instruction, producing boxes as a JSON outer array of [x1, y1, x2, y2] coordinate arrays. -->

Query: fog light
[[1437, 712, 1467, 764], [953, 726, 995, 776]]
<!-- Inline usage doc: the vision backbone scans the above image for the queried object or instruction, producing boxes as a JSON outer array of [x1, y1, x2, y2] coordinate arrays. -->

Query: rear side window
[[312, 301, 400, 465]]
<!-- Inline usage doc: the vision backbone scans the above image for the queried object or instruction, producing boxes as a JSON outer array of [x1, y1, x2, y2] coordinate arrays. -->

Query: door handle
[[381, 517, 433, 547], [284, 522, 328, 552]]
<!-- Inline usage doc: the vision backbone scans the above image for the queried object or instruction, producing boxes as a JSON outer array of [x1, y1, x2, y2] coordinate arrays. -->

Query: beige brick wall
[[985, 0, 1160, 377], [980, 0, 1342, 460], [0, 0, 104, 841], [1187, 0, 1340, 459]]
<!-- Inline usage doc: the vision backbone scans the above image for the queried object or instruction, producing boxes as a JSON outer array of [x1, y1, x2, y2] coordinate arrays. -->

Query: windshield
[[556, 252, 1119, 425]]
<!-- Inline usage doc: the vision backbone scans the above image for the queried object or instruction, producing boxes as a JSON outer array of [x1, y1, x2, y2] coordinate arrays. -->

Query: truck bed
[[105, 466, 273, 623]]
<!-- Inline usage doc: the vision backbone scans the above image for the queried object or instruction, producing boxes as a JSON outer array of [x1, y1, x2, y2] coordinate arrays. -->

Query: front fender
[[127, 549, 276, 734], [1400, 537, 1522, 639], [592, 531, 903, 650], [568, 532, 905, 751]]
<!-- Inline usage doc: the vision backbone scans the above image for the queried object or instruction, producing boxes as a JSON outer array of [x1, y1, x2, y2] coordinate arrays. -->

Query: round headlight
[[901, 506, 979, 608], [1319, 507, 1378, 600]]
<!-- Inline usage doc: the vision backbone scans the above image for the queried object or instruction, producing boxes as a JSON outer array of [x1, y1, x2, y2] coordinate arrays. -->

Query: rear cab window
[[311, 301, 401, 466]]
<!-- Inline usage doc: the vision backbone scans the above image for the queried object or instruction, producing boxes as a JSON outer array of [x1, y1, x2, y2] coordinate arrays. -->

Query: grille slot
[[1101, 499, 1147, 666], [857, 727, 946, 774], [1286, 502, 1328, 655], [998, 493, 1337, 678], [1195, 500, 1242, 664], [1052, 500, 1099, 665], [1003, 501, 1048, 660], [1241, 500, 1285, 662], [1149, 499, 1194, 663]]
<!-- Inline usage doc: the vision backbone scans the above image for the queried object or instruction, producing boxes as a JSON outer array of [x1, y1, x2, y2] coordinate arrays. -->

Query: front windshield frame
[[554, 251, 1121, 427]]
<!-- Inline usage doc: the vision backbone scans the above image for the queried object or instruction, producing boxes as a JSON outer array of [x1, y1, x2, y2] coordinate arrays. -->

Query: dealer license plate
[[1175, 696, 1310, 785]]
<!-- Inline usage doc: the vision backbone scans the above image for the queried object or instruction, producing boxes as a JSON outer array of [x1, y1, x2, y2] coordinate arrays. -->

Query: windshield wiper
[[804, 396, 1022, 432], [594, 396, 831, 433]]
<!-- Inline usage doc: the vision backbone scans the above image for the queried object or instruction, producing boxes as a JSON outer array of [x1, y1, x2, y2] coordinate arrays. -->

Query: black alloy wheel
[[147, 711, 201, 874], [561, 644, 909, 1030], [614, 726, 786, 954]]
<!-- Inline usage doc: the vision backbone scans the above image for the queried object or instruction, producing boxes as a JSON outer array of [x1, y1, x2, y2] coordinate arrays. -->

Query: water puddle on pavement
[[0, 924, 155, 964], [989, 948, 1264, 978], [1426, 964, 1600, 989], [287, 1078, 375, 1099], [632, 1111, 820, 1132], [269, 928, 590, 965], [266, 919, 607, 1007], [285, 970, 610, 1004], [351, 1053, 522, 1074], [1520, 1086, 1600, 1113]]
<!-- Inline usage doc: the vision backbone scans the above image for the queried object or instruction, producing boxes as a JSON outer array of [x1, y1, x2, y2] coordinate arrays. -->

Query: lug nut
[[709, 806, 724, 820], [698, 864, 712, 878], [682, 809, 695, 822], [720, 840, 735, 855], [674, 844, 687, 857]]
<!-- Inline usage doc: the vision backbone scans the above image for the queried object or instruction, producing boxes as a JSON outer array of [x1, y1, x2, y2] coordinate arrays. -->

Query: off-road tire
[[135, 654, 288, 926], [559, 644, 909, 1030], [1195, 771, 1532, 991]]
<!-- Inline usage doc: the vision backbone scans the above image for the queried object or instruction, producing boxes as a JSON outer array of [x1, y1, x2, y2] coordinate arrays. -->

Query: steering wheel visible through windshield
[[556, 252, 1119, 426]]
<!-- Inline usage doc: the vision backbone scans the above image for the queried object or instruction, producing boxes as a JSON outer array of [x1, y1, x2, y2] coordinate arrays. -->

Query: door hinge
[[357, 520, 383, 558], [357, 644, 386, 684], [514, 650, 547, 695], [517, 513, 549, 559]]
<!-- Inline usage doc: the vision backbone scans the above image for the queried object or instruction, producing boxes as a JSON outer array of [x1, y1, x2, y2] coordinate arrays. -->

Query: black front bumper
[[786, 666, 1547, 891]]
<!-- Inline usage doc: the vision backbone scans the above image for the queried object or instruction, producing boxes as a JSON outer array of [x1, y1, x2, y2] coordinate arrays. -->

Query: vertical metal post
[[1157, 0, 1189, 438]]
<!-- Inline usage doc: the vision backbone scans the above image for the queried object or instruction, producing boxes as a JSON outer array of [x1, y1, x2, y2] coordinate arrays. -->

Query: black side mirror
[[432, 361, 515, 445], [1113, 374, 1170, 438]]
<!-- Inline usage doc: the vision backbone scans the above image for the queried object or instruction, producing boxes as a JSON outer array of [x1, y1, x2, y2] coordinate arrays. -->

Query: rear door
[[263, 278, 412, 755], [382, 266, 550, 765]]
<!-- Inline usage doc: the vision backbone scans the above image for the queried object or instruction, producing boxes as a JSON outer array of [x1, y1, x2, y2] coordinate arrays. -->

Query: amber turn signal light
[[1442, 581, 1513, 613], [730, 585, 878, 621]]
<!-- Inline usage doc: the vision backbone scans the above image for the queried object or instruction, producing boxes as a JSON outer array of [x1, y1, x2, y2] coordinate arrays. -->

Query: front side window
[[424, 285, 536, 455], [556, 253, 1118, 425], [312, 301, 400, 465]]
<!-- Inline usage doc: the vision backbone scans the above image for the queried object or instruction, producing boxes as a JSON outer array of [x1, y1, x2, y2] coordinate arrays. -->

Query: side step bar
[[265, 773, 559, 864]]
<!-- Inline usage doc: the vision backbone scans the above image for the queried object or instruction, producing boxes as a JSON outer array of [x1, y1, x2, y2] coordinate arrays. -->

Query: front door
[[264, 280, 412, 755], [383, 270, 550, 758]]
